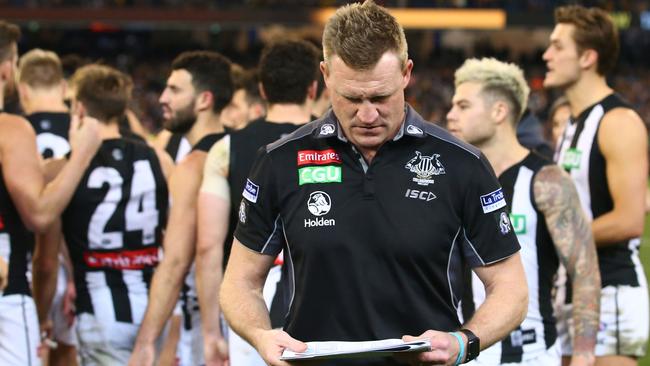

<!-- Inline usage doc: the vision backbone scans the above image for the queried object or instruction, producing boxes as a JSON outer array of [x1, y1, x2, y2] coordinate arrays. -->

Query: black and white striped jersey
[[26, 112, 71, 159], [165, 132, 191, 163], [178, 132, 227, 330], [555, 94, 643, 288], [464, 152, 558, 364], [62, 138, 168, 323], [0, 165, 33, 297]]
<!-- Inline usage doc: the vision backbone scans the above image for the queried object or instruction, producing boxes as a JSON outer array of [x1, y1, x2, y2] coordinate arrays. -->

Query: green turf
[[639, 216, 650, 366]]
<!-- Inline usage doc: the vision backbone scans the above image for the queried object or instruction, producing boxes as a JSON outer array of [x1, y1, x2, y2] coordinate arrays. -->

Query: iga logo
[[405, 151, 446, 186], [319, 124, 335, 136], [307, 191, 332, 216]]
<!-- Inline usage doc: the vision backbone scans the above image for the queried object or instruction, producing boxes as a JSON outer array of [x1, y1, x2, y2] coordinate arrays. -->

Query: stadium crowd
[[0, 1, 649, 366]]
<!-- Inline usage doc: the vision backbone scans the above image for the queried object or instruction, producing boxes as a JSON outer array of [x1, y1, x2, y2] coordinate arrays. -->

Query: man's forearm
[[32, 224, 62, 323], [464, 282, 527, 349], [468, 254, 528, 350], [135, 259, 188, 344], [220, 243, 277, 349], [196, 246, 224, 341], [569, 246, 601, 357], [221, 275, 272, 348], [37, 154, 96, 231], [592, 211, 644, 246], [196, 191, 230, 343]]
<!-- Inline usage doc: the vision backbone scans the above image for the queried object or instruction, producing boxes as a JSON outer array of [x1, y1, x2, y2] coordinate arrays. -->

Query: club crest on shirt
[[40, 119, 51, 130], [319, 124, 336, 136], [499, 212, 511, 235], [238, 200, 248, 224], [405, 151, 446, 186], [112, 148, 123, 161], [406, 125, 423, 136]]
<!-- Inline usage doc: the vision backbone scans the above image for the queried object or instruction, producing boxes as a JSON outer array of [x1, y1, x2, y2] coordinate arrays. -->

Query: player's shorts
[[49, 264, 77, 346], [556, 284, 649, 357], [177, 294, 204, 366], [0, 294, 41, 366], [467, 340, 560, 366], [229, 264, 282, 366], [76, 312, 140, 365]]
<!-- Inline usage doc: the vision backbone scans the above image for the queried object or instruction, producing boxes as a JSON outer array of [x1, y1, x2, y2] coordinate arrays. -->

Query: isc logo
[[405, 189, 437, 202]]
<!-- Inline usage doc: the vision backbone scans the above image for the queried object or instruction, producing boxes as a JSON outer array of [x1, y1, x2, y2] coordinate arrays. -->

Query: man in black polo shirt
[[220, 2, 528, 366]]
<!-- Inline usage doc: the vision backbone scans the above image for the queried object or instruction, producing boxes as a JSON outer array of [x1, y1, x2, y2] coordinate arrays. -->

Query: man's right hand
[[253, 329, 307, 366], [128, 341, 156, 366], [68, 114, 102, 159]]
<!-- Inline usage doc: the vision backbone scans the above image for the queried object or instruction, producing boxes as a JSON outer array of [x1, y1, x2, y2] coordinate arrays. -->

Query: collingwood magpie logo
[[238, 200, 247, 224], [406, 125, 423, 136], [112, 148, 124, 161], [405, 151, 446, 186], [499, 212, 511, 235], [305, 191, 335, 228], [40, 119, 51, 130], [319, 124, 335, 136]]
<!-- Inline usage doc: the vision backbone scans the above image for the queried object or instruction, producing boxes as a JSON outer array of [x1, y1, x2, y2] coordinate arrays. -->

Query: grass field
[[638, 216, 650, 366]]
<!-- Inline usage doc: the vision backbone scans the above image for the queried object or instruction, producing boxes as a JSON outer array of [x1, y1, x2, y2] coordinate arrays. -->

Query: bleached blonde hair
[[454, 57, 530, 123], [18, 48, 63, 88]]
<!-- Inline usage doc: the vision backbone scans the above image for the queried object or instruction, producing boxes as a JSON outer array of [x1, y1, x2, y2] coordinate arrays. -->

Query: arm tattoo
[[533, 165, 600, 357]]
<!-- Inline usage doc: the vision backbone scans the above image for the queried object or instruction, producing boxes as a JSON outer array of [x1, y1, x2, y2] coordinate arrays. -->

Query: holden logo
[[307, 191, 332, 216]]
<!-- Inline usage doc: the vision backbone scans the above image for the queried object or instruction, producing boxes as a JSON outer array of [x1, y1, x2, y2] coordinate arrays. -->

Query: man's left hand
[[401, 330, 462, 366]]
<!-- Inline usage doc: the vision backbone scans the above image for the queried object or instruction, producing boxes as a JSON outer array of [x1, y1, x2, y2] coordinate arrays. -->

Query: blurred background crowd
[[2, 0, 650, 143]]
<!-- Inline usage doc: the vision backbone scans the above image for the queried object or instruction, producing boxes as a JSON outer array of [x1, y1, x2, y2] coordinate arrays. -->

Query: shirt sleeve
[[461, 153, 520, 268], [233, 146, 284, 256]]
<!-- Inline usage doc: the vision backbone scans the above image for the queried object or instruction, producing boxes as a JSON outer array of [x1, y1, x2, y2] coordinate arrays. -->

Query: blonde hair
[[18, 48, 63, 88], [322, 0, 408, 70], [454, 57, 530, 122]]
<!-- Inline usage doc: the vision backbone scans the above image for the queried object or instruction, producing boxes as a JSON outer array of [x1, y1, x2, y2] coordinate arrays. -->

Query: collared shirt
[[235, 106, 519, 363]]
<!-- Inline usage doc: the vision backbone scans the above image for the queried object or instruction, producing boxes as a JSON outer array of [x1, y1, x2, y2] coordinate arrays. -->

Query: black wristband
[[459, 328, 480, 362]]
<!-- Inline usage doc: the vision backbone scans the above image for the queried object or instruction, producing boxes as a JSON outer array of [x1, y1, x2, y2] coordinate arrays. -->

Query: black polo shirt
[[235, 106, 519, 356]]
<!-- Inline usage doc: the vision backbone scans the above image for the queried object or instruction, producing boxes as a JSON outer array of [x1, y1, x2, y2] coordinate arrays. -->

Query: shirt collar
[[313, 104, 428, 141]]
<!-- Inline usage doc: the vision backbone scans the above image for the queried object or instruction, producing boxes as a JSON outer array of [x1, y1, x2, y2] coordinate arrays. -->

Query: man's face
[[542, 24, 582, 89], [159, 69, 197, 134], [322, 52, 412, 154], [446, 81, 496, 147], [222, 89, 250, 130]]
